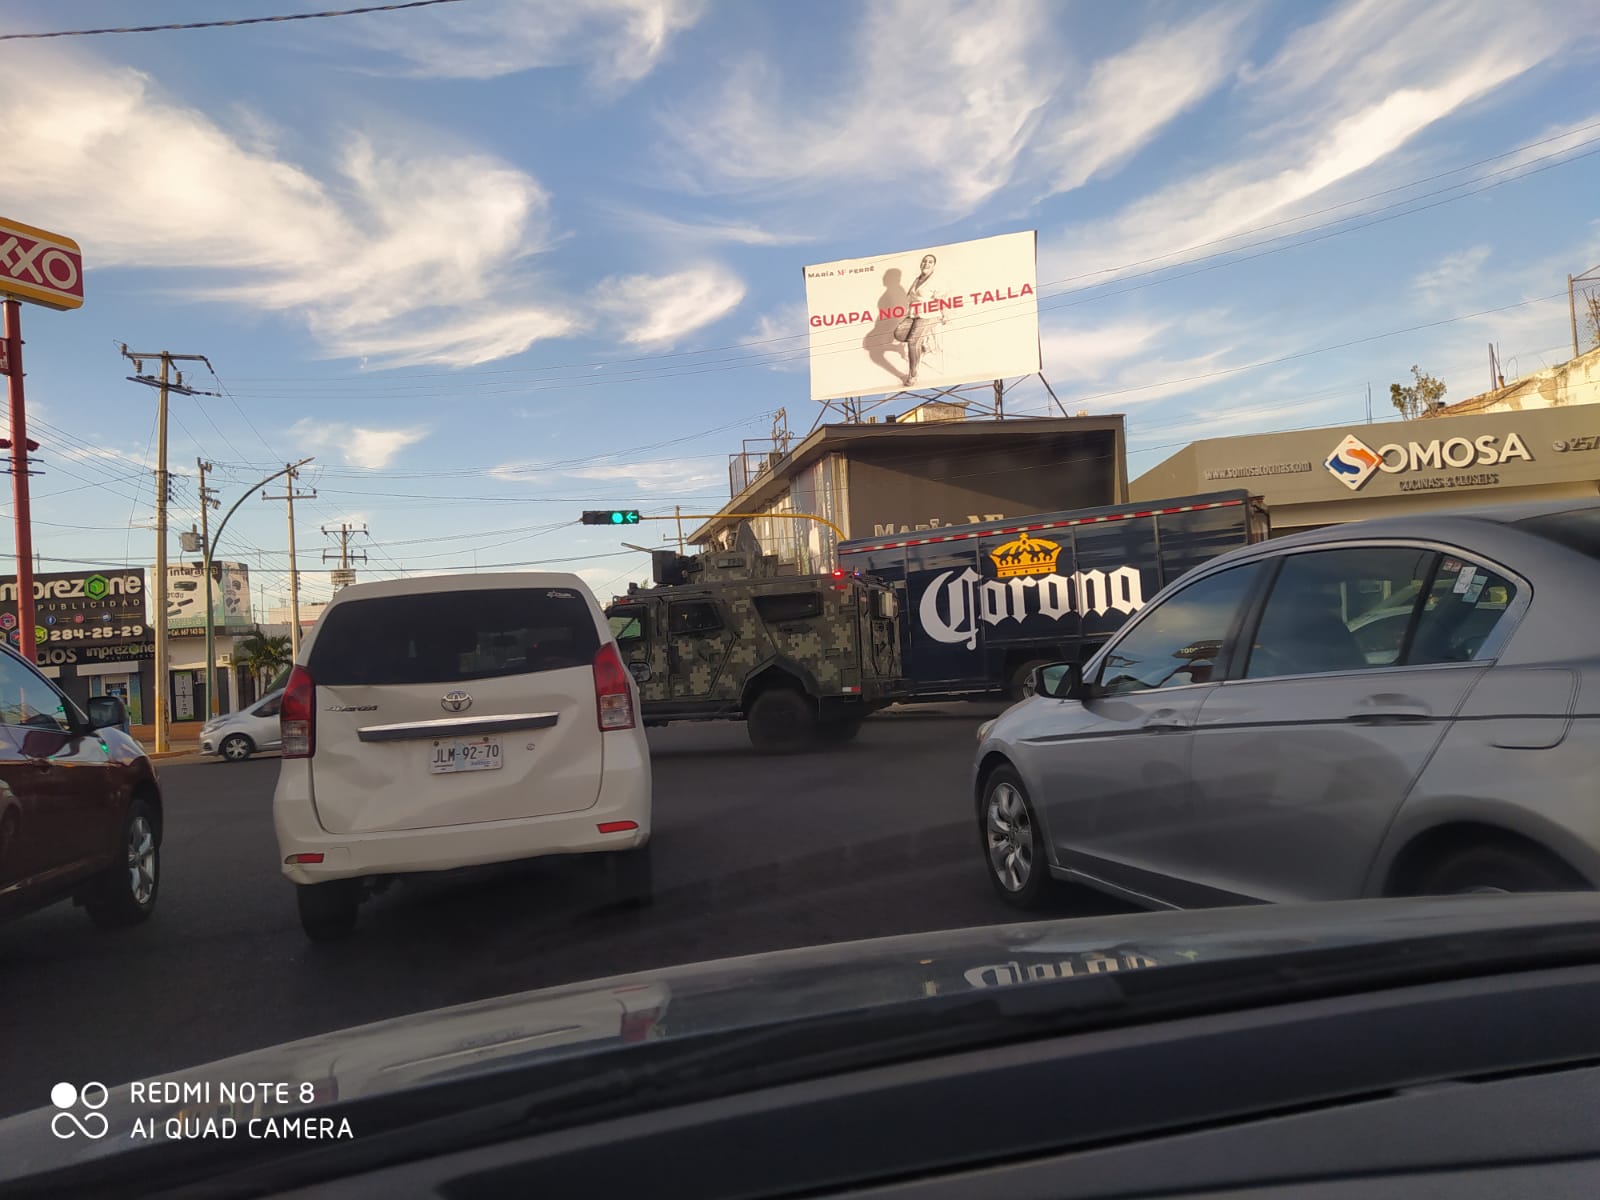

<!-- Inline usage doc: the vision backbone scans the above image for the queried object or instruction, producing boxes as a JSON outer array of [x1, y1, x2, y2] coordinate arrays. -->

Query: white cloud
[[351, 0, 706, 85], [0, 46, 572, 367], [1039, 318, 1165, 383], [1043, 0, 1567, 284], [1413, 244, 1491, 305], [604, 208, 817, 246], [1032, 8, 1247, 196], [292, 420, 428, 469], [663, 0, 1063, 216], [487, 455, 721, 493], [589, 264, 746, 347], [744, 302, 809, 373], [565, 460, 722, 491]]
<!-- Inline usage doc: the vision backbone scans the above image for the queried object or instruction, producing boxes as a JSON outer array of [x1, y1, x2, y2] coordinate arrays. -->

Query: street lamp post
[[203, 457, 314, 717]]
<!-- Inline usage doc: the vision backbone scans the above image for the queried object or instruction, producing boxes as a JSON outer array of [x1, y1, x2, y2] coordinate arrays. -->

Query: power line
[[0, 0, 469, 41]]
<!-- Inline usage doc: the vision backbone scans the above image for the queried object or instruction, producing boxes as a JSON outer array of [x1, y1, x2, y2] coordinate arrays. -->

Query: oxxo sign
[[1324, 431, 1533, 492], [0, 216, 84, 311]]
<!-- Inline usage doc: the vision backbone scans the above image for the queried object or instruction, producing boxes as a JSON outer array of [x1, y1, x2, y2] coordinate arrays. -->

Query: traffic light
[[580, 510, 642, 526]]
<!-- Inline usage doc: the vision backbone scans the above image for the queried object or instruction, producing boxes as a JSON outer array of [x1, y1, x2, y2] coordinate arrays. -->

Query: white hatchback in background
[[272, 573, 653, 941], [199, 688, 283, 762]]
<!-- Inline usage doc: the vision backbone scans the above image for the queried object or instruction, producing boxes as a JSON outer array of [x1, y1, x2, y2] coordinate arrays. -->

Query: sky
[[2, 0, 1599, 612]]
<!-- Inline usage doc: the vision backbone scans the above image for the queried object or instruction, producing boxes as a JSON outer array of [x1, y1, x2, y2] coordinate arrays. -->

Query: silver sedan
[[974, 499, 1600, 909]]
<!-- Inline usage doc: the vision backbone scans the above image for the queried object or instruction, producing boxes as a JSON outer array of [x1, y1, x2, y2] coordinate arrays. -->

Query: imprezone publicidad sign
[[0, 216, 84, 311], [0, 569, 146, 647], [1325, 431, 1533, 492]]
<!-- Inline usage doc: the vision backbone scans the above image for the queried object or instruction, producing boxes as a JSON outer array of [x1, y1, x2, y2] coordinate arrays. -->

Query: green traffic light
[[611, 511, 625, 524]]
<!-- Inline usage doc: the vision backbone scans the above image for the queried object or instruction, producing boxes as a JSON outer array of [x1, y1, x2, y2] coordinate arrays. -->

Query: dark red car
[[0, 644, 163, 928]]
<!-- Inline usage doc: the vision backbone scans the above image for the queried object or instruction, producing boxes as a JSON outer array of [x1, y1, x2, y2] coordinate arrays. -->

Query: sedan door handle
[[1348, 693, 1432, 725], [1141, 709, 1189, 732]]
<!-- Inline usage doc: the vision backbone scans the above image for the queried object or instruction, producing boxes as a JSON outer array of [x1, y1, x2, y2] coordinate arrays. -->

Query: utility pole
[[263, 464, 316, 657], [121, 346, 216, 752], [2, 299, 40, 663], [321, 521, 368, 590], [675, 505, 684, 553], [1568, 276, 1580, 361], [197, 459, 222, 717]]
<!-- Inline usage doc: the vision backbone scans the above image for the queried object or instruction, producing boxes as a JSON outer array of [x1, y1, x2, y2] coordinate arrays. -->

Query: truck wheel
[[1006, 659, 1053, 703], [818, 715, 864, 744], [747, 688, 818, 754]]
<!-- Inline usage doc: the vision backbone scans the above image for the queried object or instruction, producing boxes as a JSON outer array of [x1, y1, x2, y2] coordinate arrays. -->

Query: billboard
[[0, 568, 145, 651], [803, 231, 1040, 402], [844, 430, 1120, 538], [163, 562, 252, 630]]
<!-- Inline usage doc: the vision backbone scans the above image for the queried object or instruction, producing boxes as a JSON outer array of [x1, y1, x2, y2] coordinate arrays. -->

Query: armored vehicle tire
[[747, 687, 818, 754], [818, 715, 864, 744]]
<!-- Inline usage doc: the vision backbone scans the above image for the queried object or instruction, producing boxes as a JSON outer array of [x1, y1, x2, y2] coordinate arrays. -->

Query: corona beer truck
[[837, 491, 1269, 701]]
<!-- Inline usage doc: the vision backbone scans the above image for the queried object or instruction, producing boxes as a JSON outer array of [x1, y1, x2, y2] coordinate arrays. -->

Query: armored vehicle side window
[[609, 606, 646, 648], [669, 601, 723, 635], [753, 592, 822, 622]]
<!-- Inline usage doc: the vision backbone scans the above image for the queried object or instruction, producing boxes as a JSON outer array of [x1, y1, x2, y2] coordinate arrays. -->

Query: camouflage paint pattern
[[607, 554, 901, 712]]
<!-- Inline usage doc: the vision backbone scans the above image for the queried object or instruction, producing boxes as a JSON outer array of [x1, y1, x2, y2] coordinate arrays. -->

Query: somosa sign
[[1325, 430, 1533, 492]]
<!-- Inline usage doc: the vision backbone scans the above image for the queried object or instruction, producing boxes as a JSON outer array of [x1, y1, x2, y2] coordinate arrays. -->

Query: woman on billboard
[[896, 254, 945, 387]]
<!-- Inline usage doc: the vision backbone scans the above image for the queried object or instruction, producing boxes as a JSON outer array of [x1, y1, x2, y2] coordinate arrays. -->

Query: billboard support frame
[[809, 372, 1067, 433]]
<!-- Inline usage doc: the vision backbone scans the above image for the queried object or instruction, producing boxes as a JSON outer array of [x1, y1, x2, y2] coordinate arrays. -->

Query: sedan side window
[[1096, 564, 1261, 695], [1247, 546, 1437, 679], [1407, 558, 1519, 664], [0, 654, 74, 732], [255, 697, 282, 718]]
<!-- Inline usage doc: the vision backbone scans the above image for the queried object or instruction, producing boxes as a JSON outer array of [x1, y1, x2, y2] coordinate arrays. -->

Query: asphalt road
[[0, 706, 1132, 1118]]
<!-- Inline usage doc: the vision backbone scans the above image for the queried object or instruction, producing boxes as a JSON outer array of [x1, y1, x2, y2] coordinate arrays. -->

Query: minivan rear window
[[308, 588, 600, 686], [1516, 508, 1600, 560]]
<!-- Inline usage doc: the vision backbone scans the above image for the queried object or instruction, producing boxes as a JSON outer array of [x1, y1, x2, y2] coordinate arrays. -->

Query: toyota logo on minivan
[[441, 690, 472, 713]]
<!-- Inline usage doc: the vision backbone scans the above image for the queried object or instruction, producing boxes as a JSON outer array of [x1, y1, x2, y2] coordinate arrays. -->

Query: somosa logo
[[1324, 431, 1532, 492], [917, 532, 1145, 650]]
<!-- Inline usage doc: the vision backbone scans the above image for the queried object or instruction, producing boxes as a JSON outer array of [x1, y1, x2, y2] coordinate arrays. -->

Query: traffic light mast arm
[[638, 512, 845, 542]]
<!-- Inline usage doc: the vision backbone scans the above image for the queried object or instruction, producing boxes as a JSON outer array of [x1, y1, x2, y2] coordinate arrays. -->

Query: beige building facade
[[1132, 404, 1600, 534]]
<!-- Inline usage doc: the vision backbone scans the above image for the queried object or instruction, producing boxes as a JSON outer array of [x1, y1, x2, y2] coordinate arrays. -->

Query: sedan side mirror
[[1033, 662, 1093, 701], [86, 695, 129, 734]]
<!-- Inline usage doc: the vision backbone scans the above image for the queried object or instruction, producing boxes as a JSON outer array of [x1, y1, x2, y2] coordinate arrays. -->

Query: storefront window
[[89, 674, 143, 725]]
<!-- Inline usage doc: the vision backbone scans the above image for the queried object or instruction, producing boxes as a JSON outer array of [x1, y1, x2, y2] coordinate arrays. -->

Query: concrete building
[[1428, 343, 1600, 418], [1132, 402, 1600, 535], [690, 408, 1128, 570]]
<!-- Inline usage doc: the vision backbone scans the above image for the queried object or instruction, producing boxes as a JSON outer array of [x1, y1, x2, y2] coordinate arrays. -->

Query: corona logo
[[989, 532, 1061, 579]]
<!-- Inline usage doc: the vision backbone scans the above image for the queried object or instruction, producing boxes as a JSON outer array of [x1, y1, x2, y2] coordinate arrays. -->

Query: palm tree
[[233, 629, 293, 694]]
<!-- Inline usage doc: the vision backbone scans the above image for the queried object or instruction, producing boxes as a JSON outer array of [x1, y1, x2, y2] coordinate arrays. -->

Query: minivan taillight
[[593, 642, 636, 731], [281, 665, 316, 758]]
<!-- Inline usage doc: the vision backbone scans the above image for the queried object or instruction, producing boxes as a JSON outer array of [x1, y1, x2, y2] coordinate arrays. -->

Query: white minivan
[[272, 573, 653, 941]]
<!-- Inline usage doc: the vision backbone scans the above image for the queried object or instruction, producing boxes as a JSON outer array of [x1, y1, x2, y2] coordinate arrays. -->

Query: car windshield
[[4, 0, 1600, 1182]]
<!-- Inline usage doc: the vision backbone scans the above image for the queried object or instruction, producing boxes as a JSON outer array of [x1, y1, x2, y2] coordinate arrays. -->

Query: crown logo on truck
[[988, 532, 1061, 579]]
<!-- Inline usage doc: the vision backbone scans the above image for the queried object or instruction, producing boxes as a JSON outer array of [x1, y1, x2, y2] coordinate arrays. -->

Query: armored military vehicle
[[604, 545, 903, 753]]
